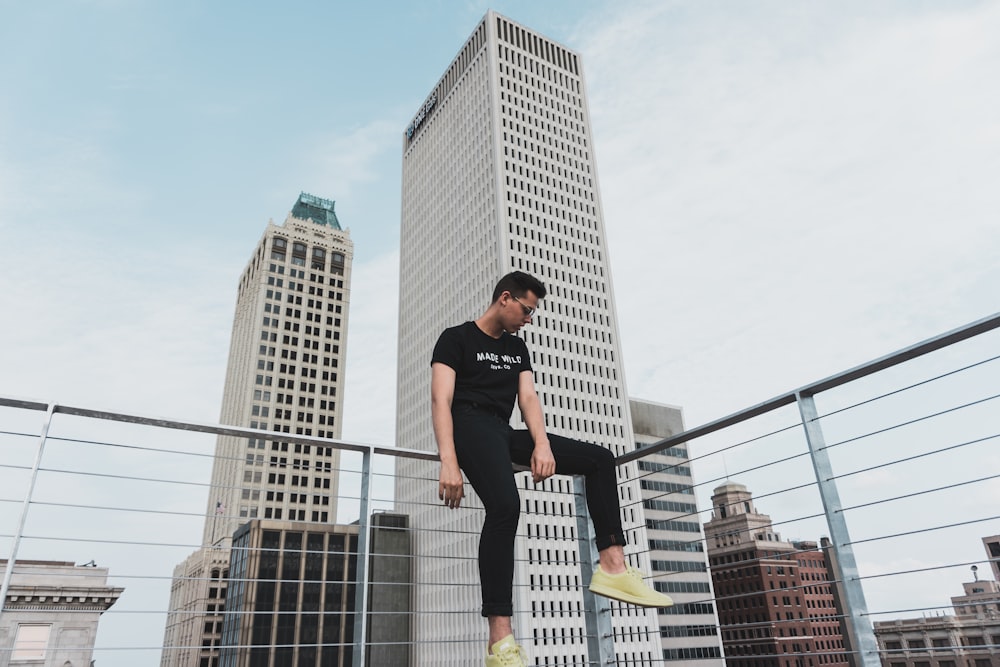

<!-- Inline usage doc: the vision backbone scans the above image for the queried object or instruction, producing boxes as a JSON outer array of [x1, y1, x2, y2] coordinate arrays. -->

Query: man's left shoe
[[589, 565, 674, 608], [485, 634, 527, 666]]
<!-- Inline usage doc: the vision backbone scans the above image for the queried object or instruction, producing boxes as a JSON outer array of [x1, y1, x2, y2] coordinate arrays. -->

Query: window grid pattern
[[203, 216, 353, 548], [395, 11, 679, 666], [634, 411, 726, 662], [494, 14, 660, 664]]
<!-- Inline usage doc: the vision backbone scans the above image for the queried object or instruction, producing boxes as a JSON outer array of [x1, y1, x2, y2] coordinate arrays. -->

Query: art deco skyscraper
[[396, 12, 661, 665], [202, 192, 353, 545], [162, 193, 354, 667]]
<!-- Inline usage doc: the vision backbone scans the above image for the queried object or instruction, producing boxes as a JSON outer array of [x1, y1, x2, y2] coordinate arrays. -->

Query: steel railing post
[[351, 449, 373, 667], [574, 476, 615, 664], [797, 392, 880, 667], [0, 402, 57, 615]]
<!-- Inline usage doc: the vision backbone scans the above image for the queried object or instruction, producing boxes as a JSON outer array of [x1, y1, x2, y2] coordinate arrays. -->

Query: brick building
[[704, 483, 851, 667]]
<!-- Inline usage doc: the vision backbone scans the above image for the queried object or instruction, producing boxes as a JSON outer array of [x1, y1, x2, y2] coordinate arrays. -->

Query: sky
[[1, 0, 999, 662]]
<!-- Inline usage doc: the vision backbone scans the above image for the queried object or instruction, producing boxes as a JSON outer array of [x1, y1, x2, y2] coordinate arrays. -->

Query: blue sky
[[2, 0, 999, 662]]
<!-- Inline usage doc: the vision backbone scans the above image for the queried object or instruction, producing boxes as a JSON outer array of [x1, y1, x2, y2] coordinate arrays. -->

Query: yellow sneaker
[[589, 565, 674, 608], [485, 634, 527, 667]]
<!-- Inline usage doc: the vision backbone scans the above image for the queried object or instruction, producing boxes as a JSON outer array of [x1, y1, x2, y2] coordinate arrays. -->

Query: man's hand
[[438, 461, 465, 509], [531, 440, 556, 484]]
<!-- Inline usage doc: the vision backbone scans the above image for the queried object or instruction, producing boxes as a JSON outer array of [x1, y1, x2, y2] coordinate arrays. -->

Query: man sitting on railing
[[431, 270, 673, 667]]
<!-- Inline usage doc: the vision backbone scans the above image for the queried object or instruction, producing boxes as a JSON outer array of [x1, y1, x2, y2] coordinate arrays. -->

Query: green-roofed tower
[[161, 193, 354, 667], [291, 191, 342, 230]]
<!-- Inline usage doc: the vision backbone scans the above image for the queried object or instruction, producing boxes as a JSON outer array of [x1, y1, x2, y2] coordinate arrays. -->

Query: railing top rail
[[3, 312, 996, 469], [0, 399, 439, 463], [617, 311, 1000, 464]]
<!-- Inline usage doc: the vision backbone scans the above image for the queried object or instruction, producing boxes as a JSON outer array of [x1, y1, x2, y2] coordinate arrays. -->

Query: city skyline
[[1, 1, 998, 664], [3, 1, 996, 445]]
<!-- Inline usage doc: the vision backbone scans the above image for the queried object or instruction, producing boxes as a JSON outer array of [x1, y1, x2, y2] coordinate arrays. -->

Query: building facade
[[0, 560, 123, 667], [204, 192, 353, 545], [630, 398, 727, 665], [396, 11, 660, 664], [162, 193, 355, 667], [218, 514, 411, 667], [874, 535, 1000, 667], [162, 546, 232, 667], [703, 483, 851, 667]]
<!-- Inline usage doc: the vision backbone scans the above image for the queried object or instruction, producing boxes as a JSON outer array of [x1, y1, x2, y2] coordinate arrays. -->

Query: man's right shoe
[[589, 565, 674, 608], [485, 634, 527, 667]]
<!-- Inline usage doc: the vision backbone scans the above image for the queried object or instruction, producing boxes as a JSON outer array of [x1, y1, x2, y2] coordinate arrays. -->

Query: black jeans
[[452, 405, 627, 618]]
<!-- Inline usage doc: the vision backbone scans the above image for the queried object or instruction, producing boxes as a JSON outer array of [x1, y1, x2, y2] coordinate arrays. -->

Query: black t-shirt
[[431, 321, 533, 420]]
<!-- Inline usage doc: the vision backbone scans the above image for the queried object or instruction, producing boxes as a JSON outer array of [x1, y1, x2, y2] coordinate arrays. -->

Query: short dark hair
[[491, 271, 547, 302]]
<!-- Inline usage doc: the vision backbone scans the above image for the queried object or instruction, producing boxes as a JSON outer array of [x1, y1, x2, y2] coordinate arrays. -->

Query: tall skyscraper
[[204, 193, 353, 544], [396, 11, 661, 664], [162, 193, 354, 667]]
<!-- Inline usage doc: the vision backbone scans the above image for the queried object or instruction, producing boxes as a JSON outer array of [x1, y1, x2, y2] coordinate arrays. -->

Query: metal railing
[[1, 312, 998, 666]]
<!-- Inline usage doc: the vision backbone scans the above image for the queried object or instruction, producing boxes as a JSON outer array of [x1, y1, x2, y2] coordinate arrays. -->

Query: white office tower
[[396, 12, 660, 665]]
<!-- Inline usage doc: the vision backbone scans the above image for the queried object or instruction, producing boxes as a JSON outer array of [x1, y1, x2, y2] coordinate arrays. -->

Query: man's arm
[[517, 370, 555, 484], [431, 362, 464, 509]]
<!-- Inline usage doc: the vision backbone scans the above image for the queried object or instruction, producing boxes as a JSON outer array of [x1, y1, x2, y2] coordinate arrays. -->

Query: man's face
[[502, 290, 538, 333]]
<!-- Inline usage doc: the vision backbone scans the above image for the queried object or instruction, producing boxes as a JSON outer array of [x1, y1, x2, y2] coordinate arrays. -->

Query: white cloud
[[572, 1, 1000, 422], [567, 0, 1000, 623], [0, 238, 233, 420], [304, 119, 402, 201]]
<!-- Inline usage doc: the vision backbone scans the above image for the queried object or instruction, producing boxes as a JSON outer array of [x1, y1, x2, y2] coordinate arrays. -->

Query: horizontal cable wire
[[829, 432, 1000, 483], [846, 514, 1000, 546], [26, 464, 421, 516], [622, 448, 813, 511], [45, 433, 221, 460], [634, 509, 826, 537], [856, 559, 991, 580], [0, 429, 39, 439], [819, 392, 1000, 452], [864, 602, 981, 616], [626, 479, 822, 558], [837, 470, 1000, 514], [2, 530, 591, 562], [0, 523, 591, 554], [40, 431, 434, 486], [631, 422, 802, 485], [814, 352, 1000, 422]]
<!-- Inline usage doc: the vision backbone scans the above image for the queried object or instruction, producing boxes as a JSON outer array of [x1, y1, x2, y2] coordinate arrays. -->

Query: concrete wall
[[0, 560, 122, 667]]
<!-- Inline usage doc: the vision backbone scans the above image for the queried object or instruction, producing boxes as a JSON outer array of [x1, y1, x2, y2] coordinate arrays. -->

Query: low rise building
[[874, 535, 1000, 667], [218, 513, 412, 667], [0, 559, 123, 667]]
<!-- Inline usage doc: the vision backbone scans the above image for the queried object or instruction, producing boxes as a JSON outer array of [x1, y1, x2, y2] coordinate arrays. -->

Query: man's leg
[[509, 431, 626, 550], [453, 412, 522, 644], [509, 431, 673, 608]]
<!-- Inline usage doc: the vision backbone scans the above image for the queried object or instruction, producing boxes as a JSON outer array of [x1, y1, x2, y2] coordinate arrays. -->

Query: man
[[431, 271, 672, 667]]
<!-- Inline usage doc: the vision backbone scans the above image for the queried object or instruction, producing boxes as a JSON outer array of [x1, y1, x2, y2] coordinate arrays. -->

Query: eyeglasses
[[511, 294, 537, 317]]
